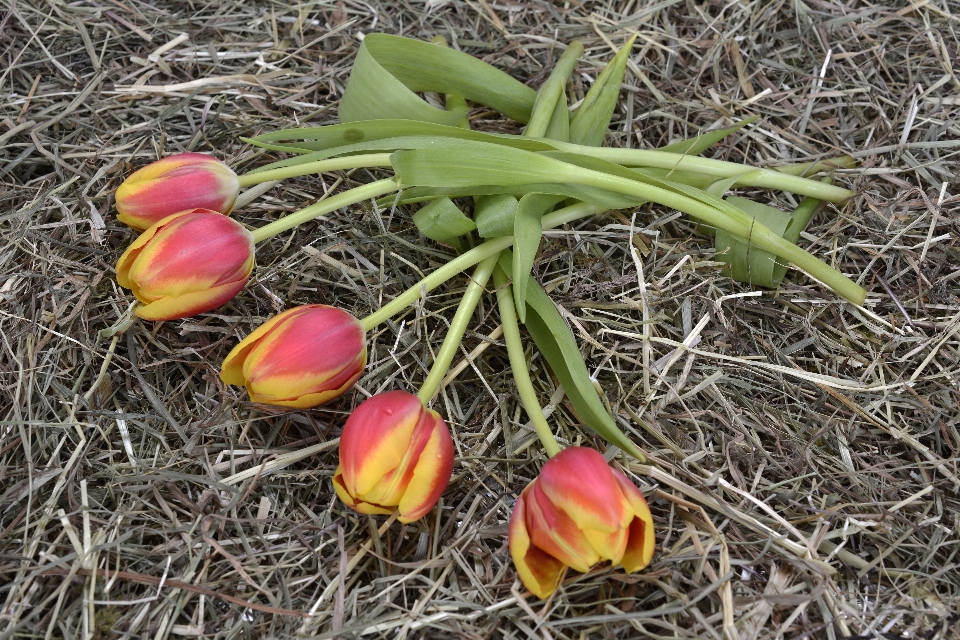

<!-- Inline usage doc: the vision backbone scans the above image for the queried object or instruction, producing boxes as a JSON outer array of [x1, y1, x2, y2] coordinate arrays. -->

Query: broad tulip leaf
[[569, 35, 636, 147], [658, 116, 758, 155], [248, 119, 552, 150], [498, 251, 645, 460], [413, 197, 476, 242], [391, 140, 580, 188], [474, 194, 519, 238], [513, 195, 562, 321], [339, 34, 536, 124], [245, 123, 553, 172]]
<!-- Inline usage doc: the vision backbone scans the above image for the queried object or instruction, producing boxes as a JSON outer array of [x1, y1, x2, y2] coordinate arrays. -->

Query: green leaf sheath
[[715, 196, 793, 288], [416, 254, 498, 404], [413, 197, 477, 242], [338, 34, 536, 125], [569, 34, 636, 147], [525, 41, 583, 139], [475, 194, 519, 238], [390, 141, 865, 303], [497, 251, 647, 461], [512, 194, 561, 321], [715, 181, 830, 288], [493, 262, 563, 458]]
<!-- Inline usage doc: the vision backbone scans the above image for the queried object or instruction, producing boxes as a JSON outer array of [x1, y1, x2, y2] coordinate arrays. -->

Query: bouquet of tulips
[[110, 34, 860, 600]]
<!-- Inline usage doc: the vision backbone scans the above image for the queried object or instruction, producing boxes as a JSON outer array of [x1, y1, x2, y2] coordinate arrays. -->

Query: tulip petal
[[526, 480, 599, 573], [612, 470, 656, 572], [538, 448, 632, 536], [126, 212, 254, 299], [339, 391, 423, 499], [116, 154, 239, 230], [510, 488, 566, 599], [242, 306, 367, 407], [116, 217, 167, 289], [333, 467, 393, 516], [220, 307, 303, 386], [135, 276, 251, 321], [397, 409, 453, 523], [247, 357, 364, 408]]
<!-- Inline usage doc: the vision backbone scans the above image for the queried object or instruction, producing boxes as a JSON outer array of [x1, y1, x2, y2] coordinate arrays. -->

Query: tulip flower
[[116, 208, 255, 321], [509, 447, 655, 599], [333, 390, 454, 523], [115, 153, 240, 230], [220, 305, 367, 408]]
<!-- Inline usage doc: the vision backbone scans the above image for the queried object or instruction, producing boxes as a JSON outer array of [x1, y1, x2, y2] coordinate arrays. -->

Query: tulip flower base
[[5, 3, 958, 640]]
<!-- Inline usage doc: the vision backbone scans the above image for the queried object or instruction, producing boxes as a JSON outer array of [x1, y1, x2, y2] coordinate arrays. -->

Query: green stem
[[250, 178, 399, 243], [493, 265, 562, 458], [550, 142, 854, 202], [416, 254, 498, 404], [525, 41, 583, 138], [236, 153, 394, 187], [785, 178, 831, 244], [562, 166, 865, 303], [360, 202, 601, 331]]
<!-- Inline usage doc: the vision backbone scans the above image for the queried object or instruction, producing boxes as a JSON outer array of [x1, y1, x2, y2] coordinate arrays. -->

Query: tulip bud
[[220, 305, 367, 408], [509, 447, 655, 599], [333, 391, 453, 523], [116, 208, 255, 321], [116, 153, 240, 231]]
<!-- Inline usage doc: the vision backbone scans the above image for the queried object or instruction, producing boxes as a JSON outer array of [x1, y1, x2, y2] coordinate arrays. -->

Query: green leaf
[[249, 119, 553, 150], [543, 89, 570, 142], [526, 41, 582, 139], [389, 183, 643, 210], [513, 195, 562, 321], [658, 116, 758, 155], [569, 34, 636, 147], [413, 197, 476, 242], [704, 171, 759, 198], [339, 34, 536, 125], [714, 190, 826, 288], [392, 140, 579, 188], [715, 196, 792, 287], [474, 194, 518, 238], [498, 251, 646, 460]]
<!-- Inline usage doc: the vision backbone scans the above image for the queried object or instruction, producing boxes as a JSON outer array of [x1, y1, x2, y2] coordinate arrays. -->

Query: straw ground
[[1, 0, 958, 638]]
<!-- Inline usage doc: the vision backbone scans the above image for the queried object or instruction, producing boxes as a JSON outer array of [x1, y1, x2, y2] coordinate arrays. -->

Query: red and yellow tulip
[[116, 208, 255, 321], [333, 390, 454, 523], [220, 305, 367, 408], [115, 153, 240, 231], [509, 447, 655, 599]]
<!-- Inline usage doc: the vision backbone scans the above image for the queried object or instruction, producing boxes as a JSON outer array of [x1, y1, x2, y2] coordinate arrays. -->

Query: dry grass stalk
[[1, 1, 959, 638]]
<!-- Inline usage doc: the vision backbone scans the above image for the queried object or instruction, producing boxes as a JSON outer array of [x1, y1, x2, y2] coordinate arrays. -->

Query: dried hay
[[1, 0, 959, 638]]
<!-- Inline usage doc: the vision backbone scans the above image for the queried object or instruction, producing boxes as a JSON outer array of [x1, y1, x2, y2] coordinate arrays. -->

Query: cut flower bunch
[[111, 34, 861, 600]]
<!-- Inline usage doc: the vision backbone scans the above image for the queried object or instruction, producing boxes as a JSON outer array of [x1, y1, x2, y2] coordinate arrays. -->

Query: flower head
[[220, 305, 367, 408], [116, 153, 240, 231], [116, 208, 254, 321], [333, 390, 453, 523], [510, 447, 655, 599]]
